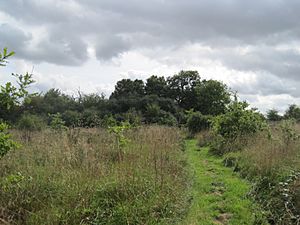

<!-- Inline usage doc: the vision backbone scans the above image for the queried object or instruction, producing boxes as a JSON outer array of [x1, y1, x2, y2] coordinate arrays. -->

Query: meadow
[[0, 126, 189, 225]]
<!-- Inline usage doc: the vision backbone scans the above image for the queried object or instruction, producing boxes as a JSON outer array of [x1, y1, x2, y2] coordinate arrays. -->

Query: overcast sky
[[1, 0, 300, 113]]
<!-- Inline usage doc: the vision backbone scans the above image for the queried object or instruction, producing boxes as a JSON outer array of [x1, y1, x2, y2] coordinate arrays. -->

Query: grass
[[183, 139, 267, 225], [230, 121, 300, 224], [0, 126, 189, 225]]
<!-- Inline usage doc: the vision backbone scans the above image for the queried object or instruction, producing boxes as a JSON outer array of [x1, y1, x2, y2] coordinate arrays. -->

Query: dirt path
[[182, 140, 267, 225]]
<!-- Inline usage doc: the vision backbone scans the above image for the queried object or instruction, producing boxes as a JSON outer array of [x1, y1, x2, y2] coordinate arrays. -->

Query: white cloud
[[1, 0, 300, 112]]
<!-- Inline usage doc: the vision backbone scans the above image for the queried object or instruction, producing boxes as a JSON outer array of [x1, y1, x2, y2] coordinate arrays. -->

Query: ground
[[182, 139, 267, 225]]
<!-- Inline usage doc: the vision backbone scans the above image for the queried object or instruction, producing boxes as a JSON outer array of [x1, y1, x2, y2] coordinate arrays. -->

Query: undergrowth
[[0, 126, 189, 225]]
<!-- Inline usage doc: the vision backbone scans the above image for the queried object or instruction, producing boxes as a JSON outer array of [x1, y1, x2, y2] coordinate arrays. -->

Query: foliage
[[17, 114, 46, 131], [110, 79, 145, 99], [166, 70, 201, 108], [145, 75, 168, 97], [62, 110, 81, 127], [284, 104, 300, 121], [0, 47, 15, 66], [158, 111, 178, 126], [123, 108, 142, 126], [279, 119, 300, 146], [0, 47, 35, 158], [0, 123, 19, 158], [81, 109, 101, 127], [194, 79, 231, 115], [144, 103, 177, 126], [211, 100, 266, 154], [0, 73, 35, 112], [12, 70, 234, 127], [186, 110, 211, 136], [223, 120, 300, 224], [49, 113, 67, 130], [267, 109, 282, 121], [108, 122, 132, 161]]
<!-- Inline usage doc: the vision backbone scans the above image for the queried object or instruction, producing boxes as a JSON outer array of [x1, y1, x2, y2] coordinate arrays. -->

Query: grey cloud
[[212, 47, 300, 81], [228, 72, 300, 97], [2, 0, 300, 63], [95, 35, 131, 60], [0, 23, 31, 55], [1, 0, 300, 102]]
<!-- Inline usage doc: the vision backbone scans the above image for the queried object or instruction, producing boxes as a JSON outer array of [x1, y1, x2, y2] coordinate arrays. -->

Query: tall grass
[[0, 126, 189, 225], [222, 120, 300, 224]]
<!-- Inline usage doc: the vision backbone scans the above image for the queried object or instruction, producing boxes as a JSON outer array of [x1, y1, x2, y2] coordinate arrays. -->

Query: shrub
[[81, 109, 101, 127], [186, 111, 211, 136], [144, 104, 178, 126], [158, 111, 178, 126], [123, 108, 142, 126], [62, 110, 81, 127], [49, 113, 67, 130], [211, 101, 266, 155], [17, 114, 46, 131]]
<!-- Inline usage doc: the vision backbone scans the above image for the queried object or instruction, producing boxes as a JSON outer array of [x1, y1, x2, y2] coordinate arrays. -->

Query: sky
[[1, 0, 300, 114]]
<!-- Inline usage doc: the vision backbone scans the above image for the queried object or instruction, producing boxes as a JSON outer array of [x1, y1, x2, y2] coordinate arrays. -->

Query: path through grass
[[183, 140, 267, 225]]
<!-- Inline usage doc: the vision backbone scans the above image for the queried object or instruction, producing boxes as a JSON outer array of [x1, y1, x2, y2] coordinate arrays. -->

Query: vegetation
[[183, 140, 267, 225], [0, 126, 189, 224], [210, 100, 266, 155], [2, 46, 300, 224]]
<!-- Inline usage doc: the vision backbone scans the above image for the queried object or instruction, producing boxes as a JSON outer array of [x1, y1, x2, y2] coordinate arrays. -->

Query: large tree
[[266, 109, 282, 121], [110, 79, 145, 99], [194, 79, 231, 115], [145, 75, 168, 97], [166, 70, 201, 109], [284, 104, 300, 121]]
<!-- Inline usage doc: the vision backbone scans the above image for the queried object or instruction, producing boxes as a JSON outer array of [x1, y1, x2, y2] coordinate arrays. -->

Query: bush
[[144, 104, 178, 126], [211, 101, 266, 155], [186, 111, 211, 136], [49, 113, 67, 130], [158, 111, 178, 126], [81, 109, 101, 127], [62, 110, 81, 127], [17, 114, 46, 131]]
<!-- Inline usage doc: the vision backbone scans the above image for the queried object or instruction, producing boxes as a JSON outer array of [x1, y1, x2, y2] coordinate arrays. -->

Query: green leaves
[[0, 47, 34, 158], [210, 100, 267, 154], [0, 122, 19, 159], [0, 47, 15, 66], [0, 73, 35, 111]]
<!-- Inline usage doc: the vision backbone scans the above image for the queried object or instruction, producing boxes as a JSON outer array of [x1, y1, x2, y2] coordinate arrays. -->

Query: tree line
[[1, 70, 232, 129], [1, 46, 300, 132]]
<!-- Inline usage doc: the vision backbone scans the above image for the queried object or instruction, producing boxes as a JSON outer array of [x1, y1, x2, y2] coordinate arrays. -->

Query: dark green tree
[[166, 70, 201, 109], [284, 104, 300, 121], [266, 109, 282, 121], [110, 79, 145, 99], [194, 79, 231, 115], [145, 75, 168, 97]]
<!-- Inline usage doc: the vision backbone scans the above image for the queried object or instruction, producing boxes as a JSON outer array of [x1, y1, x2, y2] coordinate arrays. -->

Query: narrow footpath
[[183, 140, 267, 225]]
